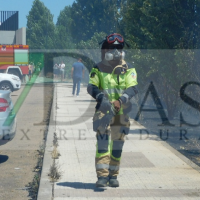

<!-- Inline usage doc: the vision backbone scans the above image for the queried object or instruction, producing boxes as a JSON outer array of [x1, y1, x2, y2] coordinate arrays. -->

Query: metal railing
[[0, 11, 18, 31]]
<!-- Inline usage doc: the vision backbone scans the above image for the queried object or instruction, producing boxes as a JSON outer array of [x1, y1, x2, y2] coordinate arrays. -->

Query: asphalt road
[[0, 83, 53, 200]]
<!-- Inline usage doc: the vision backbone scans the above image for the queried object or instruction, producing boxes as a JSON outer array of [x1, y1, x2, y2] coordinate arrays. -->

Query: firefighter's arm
[[87, 67, 113, 114], [87, 84, 102, 99], [87, 67, 105, 104], [118, 68, 138, 104], [87, 84, 112, 113], [87, 67, 101, 99], [118, 86, 138, 104]]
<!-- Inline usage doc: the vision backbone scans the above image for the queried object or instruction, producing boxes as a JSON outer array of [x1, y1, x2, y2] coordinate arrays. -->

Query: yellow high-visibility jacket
[[88, 60, 138, 115]]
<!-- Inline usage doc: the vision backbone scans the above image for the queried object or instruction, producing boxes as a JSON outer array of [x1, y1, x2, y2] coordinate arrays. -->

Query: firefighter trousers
[[93, 111, 130, 178]]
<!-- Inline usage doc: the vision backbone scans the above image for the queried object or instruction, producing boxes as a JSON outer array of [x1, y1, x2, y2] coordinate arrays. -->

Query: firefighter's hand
[[111, 100, 121, 112]]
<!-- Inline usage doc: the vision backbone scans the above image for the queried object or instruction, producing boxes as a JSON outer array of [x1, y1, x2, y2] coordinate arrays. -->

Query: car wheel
[[0, 82, 13, 91]]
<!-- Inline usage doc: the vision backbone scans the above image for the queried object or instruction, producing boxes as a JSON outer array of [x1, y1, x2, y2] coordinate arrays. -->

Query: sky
[[0, 0, 75, 28]]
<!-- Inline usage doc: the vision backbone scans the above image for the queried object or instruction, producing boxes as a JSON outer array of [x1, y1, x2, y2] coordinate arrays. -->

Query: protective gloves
[[93, 93, 118, 132], [96, 93, 112, 114], [93, 105, 117, 132]]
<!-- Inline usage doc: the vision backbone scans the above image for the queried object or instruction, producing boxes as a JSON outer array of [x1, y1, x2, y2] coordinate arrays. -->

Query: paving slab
[[38, 83, 200, 200]]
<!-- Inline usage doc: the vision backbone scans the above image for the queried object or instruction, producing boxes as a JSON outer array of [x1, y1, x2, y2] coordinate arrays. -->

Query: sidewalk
[[38, 83, 200, 200]]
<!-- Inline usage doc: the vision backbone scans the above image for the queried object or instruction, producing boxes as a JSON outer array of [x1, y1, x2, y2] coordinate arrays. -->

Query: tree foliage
[[70, 0, 121, 43], [119, 0, 200, 118], [55, 6, 75, 49], [26, 0, 55, 49], [77, 32, 106, 71], [26, 0, 200, 118], [120, 0, 200, 49]]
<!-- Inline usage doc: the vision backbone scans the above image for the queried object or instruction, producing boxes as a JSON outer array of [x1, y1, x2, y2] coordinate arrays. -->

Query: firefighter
[[87, 33, 138, 187]]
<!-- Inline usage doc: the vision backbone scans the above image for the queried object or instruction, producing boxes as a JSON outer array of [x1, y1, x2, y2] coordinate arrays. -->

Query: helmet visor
[[107, 34, 124, 44]]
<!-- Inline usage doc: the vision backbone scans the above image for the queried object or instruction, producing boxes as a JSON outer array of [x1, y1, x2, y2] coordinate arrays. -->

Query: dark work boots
[[96, 176, 119, 187], [109, 176, 119, 187], [96, 176, 109, 187]]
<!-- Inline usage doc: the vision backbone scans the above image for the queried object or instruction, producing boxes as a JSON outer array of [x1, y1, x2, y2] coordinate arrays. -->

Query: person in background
[[53, 63, 59, 79], [28, 63, 33, 81], [60, 61, 65, 81], [71, 58, 85, 97]]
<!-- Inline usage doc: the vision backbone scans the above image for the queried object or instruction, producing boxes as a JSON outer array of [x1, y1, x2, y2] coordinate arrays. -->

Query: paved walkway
[[38, 83, 200, 200]]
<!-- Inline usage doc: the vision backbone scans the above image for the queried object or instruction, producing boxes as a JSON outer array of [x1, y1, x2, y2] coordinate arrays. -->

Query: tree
[[55, 6, 75, 49], [77, 31, 106, 71], [120, 0, 200, 49], [70, 0, 122, 43], [26, 0, 56, 49], [120, 0, 200, 119]]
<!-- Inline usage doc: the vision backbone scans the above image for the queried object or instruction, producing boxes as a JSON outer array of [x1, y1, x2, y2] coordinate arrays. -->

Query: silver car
[[0, 90, 16, 145]]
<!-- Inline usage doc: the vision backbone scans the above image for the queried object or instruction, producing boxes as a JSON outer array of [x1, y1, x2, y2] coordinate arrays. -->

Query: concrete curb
[[37, 84, 57, 200]]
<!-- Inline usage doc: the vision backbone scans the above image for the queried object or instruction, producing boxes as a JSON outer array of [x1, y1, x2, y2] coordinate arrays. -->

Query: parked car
[[0, 73, 21, 91], [0, 90, 16, 145]]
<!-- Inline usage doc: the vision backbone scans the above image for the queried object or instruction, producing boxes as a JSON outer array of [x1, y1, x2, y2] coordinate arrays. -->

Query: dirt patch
[[0, 84, 54, 200]]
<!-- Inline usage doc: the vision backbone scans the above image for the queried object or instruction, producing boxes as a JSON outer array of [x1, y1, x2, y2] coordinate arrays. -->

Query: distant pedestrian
[[71, 58, 85, 97], [53, 63, 59, 79], [60, 61, 65, 81], [28, 64, 33, 81]]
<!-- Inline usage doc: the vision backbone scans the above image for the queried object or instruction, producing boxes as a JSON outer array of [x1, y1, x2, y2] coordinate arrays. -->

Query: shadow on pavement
[[56, 182, 106, 192], [0, 155, 9, 164]]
